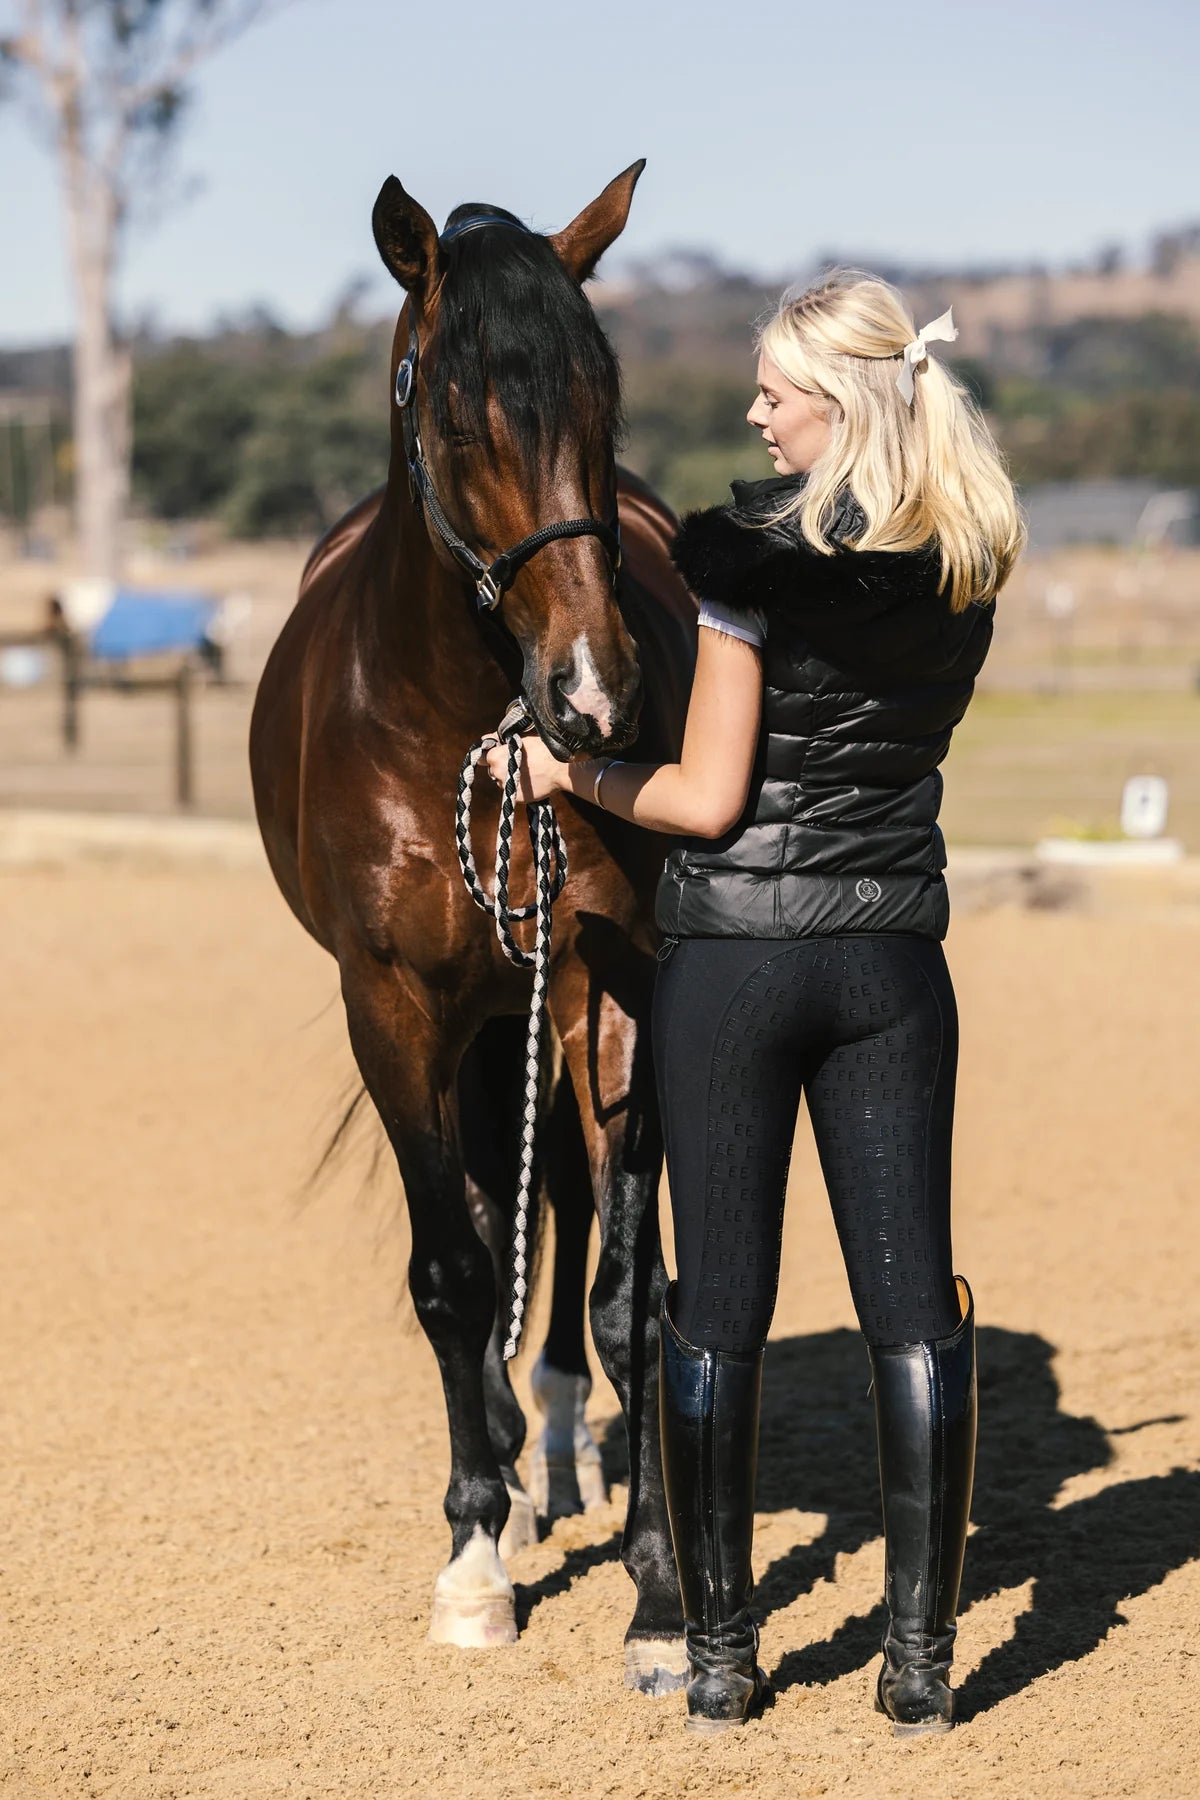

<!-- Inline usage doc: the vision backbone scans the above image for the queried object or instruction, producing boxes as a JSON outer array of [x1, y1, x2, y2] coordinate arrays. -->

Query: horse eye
[[450, 431, 480, 449]]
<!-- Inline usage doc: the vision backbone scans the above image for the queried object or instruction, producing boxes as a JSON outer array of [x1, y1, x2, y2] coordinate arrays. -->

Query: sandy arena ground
[[2, 860, 1198, 1799]]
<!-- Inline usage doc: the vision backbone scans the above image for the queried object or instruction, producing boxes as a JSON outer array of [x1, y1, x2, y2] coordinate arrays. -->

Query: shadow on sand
[[591, 1323, 1197, 1719]]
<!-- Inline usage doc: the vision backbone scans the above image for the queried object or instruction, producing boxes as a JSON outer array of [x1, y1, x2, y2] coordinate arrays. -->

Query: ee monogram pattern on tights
[[659, 935, 960, 1353]]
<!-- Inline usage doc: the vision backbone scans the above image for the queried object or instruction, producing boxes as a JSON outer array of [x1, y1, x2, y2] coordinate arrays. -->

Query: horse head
[[372, 164, 646, 759]]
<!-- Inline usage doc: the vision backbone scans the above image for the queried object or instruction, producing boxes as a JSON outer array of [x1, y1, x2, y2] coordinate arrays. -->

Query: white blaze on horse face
[[562, 633, 614, 736]]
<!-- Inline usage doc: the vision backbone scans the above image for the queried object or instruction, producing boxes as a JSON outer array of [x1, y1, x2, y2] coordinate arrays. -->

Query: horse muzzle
[[537, 664, 642, 759]]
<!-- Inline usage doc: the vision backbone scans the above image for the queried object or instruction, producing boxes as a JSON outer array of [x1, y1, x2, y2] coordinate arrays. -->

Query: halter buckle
[[394, 358, 415, 409], [475, 569, 502, 612]]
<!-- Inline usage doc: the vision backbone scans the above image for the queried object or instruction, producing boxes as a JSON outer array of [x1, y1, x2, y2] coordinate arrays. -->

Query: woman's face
[[746, 350, 834, 474]]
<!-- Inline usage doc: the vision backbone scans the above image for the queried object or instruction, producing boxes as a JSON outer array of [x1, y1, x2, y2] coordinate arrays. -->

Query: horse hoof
[[428, 1526, 518, 1649], [624, 1637, 689, 1696], [429, 1591, 518, 1648], [498, 1483, 538, 1559]]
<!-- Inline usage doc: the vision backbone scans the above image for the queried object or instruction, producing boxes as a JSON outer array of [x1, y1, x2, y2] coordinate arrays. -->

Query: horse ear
[[550, 160, 646, 284], [372, 176, 441, 299]]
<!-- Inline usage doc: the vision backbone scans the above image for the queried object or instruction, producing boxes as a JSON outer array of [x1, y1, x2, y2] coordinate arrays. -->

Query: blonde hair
[[756, 268, 1026, 610]]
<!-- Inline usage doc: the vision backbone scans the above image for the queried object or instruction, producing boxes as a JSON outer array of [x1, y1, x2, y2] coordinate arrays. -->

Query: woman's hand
[[483, 733, 568, 803]]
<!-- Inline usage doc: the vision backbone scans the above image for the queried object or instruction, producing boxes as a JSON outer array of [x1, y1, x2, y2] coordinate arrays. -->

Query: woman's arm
[[487, 624, 763, 839], [569, 625, 761, 837]]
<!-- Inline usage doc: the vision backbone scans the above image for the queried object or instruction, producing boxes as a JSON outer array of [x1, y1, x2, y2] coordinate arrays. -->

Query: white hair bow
[[896, 306, 958, 405]]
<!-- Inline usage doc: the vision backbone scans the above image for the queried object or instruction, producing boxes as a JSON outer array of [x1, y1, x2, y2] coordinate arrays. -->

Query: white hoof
[[625, 1637, 689, 1695], [498, 1481, 538, 1559], [528, 1353, 609, 1520], [428, 1525, 517, 1649]]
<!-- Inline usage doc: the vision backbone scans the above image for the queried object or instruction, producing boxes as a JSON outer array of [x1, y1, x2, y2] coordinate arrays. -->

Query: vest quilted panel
[[654, 479, 995, 942]]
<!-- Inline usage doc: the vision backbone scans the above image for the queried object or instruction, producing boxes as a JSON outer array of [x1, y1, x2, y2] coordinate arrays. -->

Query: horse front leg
[[549, 934, 687, 1694], [342, 965, 517, 1648], [462, 1172, 542, 1559], [458, 1019, 542, 1559]]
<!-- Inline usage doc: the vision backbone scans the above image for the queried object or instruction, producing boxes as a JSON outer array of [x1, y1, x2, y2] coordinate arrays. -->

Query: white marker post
[[1120, 775, 1170, 841], [1038, 773, 1183, 866]]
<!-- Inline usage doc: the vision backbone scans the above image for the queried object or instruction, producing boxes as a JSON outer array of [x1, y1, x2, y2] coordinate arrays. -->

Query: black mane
[[429, 203, 623, 465]]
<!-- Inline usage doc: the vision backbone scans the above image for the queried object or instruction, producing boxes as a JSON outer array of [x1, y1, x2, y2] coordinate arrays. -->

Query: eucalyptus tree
[[1, 1, 281, 577]]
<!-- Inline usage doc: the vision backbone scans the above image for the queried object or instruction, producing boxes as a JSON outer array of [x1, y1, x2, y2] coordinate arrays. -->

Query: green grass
[[940, 691, 1200, 849]]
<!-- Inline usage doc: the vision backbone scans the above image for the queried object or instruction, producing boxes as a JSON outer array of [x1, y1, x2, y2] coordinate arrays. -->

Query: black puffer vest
[[654, 474, 995, 941]]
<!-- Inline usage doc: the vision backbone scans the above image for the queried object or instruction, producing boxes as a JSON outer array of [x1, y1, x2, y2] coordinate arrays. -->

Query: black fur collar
[[670, 475, 993, 679], [671, 475, 940, 619]]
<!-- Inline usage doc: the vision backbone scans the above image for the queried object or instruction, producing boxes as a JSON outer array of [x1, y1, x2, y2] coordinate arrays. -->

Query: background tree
[[0, 1, 280, 578]]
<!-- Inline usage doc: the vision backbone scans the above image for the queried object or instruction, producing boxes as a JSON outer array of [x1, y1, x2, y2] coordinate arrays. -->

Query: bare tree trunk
[[69, 250, 129, 581], [58, 48, 128, 583], [7, 0, 275, 579]]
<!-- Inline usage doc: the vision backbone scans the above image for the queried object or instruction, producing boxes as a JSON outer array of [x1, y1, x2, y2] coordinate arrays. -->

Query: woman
[[486, 270, 1024, 1736]]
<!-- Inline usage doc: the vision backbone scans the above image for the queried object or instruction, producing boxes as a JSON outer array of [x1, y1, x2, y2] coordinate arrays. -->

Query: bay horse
[[249, 162, 697, 1691]]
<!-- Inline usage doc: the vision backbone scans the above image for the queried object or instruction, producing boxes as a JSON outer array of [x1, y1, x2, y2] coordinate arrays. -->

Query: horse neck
[[361, 463, 521, 718]]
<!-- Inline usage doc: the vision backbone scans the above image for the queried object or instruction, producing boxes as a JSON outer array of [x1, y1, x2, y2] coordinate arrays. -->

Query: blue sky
[[1, 0, 1197, 345]]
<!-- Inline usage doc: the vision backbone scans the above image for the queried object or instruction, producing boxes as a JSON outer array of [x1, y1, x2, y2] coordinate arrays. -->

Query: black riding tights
[[651, 934, 961, 1353]]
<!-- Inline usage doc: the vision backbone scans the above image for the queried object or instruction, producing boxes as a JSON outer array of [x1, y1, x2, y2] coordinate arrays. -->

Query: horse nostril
[[548, 669, 572, 716]]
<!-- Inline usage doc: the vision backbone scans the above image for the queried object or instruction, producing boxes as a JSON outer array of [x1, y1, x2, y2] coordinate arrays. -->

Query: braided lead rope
[[455, 717, 568, 1358]]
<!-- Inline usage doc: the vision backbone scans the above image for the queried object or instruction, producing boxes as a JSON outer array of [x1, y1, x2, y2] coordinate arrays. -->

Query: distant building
[[908, 252, 1200, 360], [1020, 481, 1200, 550]]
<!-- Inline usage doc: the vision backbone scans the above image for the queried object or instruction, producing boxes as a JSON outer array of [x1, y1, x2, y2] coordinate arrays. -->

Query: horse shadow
[[594, 1323, 1197, 1719]]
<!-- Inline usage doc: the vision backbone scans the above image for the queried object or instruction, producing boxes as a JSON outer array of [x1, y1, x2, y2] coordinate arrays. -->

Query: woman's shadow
[[738, 1324, 1197, 1718]]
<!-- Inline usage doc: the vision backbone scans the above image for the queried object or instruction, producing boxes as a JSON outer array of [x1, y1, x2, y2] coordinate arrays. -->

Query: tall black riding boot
[[868, 1274, 977, 1737], [658, 1285, 768, 1734]]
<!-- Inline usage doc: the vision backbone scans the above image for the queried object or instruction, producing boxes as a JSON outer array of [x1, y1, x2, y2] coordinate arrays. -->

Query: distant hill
[[2, 226, 1200, 531], [593, 233, 1200, 372], [906, 254, 1200, 367], [590, 239, 1200, 508]]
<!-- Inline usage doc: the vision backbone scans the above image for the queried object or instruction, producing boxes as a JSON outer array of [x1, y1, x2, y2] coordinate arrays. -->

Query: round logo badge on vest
[[855, 877, 883, 904]]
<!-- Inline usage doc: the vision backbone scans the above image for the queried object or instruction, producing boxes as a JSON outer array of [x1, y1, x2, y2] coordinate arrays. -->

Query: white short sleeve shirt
[[698, 595, 767, 649]]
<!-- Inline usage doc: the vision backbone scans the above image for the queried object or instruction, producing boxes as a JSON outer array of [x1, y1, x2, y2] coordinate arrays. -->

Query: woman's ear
[[372, 177, 442, 303], [550, 160, 646, 284]]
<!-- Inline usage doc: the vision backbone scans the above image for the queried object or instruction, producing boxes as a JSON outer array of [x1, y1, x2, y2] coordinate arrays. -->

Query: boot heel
[[684, 1714, 741, 1738], [658, 1289, 767, 1735], [682, 1667, 771, 1734], [869, 1275, 977, 1739]]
